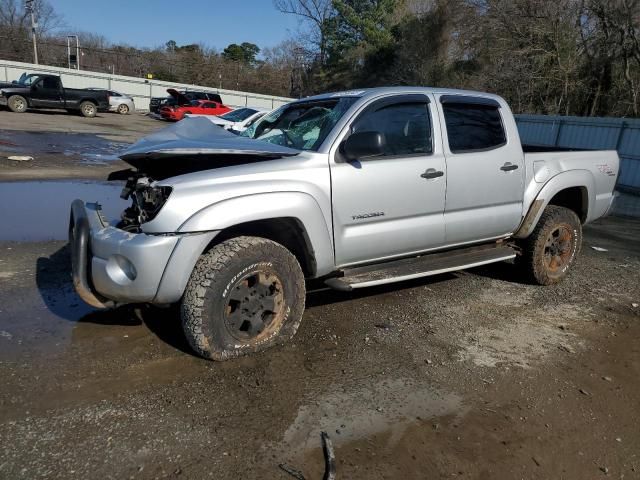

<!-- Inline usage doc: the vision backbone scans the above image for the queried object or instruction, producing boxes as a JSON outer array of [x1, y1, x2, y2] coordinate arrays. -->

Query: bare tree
[[273, 0, 335, 64]]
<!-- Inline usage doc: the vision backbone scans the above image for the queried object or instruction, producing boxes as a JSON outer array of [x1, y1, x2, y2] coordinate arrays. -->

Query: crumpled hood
[[117, 116, 300, 178]]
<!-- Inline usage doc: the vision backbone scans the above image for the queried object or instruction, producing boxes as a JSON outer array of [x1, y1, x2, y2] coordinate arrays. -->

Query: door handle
[[500, 162, 519, 172], [421, 168, 444, 179]]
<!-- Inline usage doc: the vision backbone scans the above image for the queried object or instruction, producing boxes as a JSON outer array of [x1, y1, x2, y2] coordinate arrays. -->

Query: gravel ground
[[0, 108, 639, 479], [0, 216, 638, 479]]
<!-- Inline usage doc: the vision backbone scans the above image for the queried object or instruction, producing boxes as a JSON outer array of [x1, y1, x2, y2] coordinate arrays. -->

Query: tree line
[[0, 0, 299, 97], [277, 0, 640, 117], [1, 0, 638, 116]]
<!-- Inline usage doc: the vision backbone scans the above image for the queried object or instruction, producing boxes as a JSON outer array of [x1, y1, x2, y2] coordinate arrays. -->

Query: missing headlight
[[118, 176, 172, 231]]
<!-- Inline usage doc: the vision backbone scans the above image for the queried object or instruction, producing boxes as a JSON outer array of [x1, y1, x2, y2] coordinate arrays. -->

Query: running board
[[325, 243, 516, 291]]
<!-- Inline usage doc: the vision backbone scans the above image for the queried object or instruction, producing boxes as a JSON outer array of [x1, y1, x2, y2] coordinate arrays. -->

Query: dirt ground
[[0, 108, 639, 480]]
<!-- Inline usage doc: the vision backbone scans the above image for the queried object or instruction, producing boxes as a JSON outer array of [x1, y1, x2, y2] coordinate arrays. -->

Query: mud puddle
[[280, 377, 464, 453], [0, 130, 129, 164], [0, 180, 127, 241]]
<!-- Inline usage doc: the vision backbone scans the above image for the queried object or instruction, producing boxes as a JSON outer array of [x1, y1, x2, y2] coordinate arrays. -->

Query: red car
[[159, 89, 232, 121]]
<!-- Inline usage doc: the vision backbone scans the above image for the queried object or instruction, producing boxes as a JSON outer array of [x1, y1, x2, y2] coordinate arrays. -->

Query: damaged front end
[[69, 116, 303, 308], [117, 175, 172, 233]]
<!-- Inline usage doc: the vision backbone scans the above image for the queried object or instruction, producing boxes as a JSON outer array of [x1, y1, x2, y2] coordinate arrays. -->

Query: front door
[[331, 94, 447, 267], [436, 95, 525, 244], [30, 77, 63, 108]]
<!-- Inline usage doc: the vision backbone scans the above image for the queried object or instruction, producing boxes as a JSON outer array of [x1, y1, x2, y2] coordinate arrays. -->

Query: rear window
[[443, 103, 506, 153]]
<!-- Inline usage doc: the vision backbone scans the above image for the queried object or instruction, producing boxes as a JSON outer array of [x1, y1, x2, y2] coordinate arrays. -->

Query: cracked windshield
[[241, 97, 358, 150]]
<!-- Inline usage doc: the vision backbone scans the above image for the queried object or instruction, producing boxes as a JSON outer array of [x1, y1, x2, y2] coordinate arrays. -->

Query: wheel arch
[[515, 170, 595, 239], [211, 217, 317, 277], [152, 192, 334, 304], [8, 93, 30, 108], [177, 191, 334, 277]]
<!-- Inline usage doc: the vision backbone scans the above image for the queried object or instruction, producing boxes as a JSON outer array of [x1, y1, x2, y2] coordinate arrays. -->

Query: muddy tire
[[79, 101, 97, 118], [519, 205, 582, 285], [181, 236, 306, 361], [8, 95, 28, 113], [117, 103, 129, 115]]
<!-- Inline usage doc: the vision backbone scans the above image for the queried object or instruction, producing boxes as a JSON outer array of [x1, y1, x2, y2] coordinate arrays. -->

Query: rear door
[[436, 95, 524, 244], [331, 94, 447, 266]]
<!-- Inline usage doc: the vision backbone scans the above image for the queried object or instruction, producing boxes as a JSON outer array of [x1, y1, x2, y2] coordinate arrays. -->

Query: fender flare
[[178, 191, 335, 276], [514, 169, 595, 238]]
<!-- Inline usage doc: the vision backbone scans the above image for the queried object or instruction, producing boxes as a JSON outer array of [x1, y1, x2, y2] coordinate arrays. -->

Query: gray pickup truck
[[69, 87, 619, 360], [0, 73, 109, 117]]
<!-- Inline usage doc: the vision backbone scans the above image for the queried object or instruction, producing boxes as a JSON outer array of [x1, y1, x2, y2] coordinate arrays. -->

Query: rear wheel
[[181, 236, 306, 361], [117, 103, 129, 115], [8, 95, 28, 113], [518, 205, 582, 285], [79, 101, 97, 118]]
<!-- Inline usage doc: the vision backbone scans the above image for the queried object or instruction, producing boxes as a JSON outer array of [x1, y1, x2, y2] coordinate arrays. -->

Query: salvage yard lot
[[0, 108, 639, 479], [0, 108, 162, 181]]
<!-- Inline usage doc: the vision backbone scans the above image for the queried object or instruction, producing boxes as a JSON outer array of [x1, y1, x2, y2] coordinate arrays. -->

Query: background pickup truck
[[0, 73, 109, 117], [69, 87, 619, 361]]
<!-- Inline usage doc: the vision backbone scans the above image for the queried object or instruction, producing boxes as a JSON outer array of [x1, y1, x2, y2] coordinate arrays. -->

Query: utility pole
[[25, 0, 38, 64]]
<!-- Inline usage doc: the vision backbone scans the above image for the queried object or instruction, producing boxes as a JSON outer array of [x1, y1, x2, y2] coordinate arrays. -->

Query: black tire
[[518, 205, 582, 285], [117, 103, 129, 115], [8, 95, 28, 113], [79, 101, 97, 118], [181, 236, 306, 361]]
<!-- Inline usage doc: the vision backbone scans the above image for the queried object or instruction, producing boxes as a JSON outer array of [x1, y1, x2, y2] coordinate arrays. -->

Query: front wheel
[[181, 236, 306, 361], [79, 101, 97, 117], [117, 103, 129, 115], [8, 95, 28, 113], [518, 205, 582, 285]]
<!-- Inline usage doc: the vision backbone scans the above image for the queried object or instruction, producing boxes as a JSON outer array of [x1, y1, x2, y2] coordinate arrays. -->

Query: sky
[[52, 0, 301, 52]]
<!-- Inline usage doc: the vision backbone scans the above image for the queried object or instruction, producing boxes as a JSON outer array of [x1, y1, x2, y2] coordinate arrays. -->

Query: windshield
[[240, 97, 358, 151], [221, 108, 256, 122], [16, 73, 39, 86]]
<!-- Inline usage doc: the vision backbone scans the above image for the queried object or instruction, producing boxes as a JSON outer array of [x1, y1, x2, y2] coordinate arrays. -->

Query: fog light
[[105, 254, 137, 285]]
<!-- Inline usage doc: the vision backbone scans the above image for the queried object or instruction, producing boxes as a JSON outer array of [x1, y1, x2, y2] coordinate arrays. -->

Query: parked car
[[88, 89, 135, 114], [160, 97, 232, 121], [0, 73, 109, 117], [186, 107, 267, 132], [69, 86, 619, 361], [149, 89, 223, 113]]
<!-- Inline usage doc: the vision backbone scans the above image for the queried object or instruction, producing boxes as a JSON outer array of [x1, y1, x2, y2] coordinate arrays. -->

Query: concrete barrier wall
[[0, 59, 294, 111]]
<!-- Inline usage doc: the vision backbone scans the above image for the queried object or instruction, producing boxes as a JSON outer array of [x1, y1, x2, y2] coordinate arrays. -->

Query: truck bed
[[523, 149, 619, 223]]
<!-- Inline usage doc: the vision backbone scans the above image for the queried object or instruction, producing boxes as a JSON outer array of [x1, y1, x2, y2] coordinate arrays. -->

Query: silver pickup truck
[[69, 87, 619, 360]]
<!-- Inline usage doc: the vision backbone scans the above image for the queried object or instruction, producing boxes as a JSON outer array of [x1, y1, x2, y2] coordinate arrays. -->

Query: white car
[[87, 88, 135, 114], [186, 107, 267, 133]]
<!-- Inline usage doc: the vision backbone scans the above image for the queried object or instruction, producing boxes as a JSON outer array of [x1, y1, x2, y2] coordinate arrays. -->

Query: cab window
[[351, 102, 432, 157], [442, 101, 506, 153]]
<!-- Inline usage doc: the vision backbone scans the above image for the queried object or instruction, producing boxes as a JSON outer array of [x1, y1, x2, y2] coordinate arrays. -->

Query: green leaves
[[222, 42, 261, 65]]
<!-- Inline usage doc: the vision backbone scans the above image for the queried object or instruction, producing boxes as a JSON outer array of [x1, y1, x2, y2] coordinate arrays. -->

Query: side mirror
[[341, 131, 386, 161]]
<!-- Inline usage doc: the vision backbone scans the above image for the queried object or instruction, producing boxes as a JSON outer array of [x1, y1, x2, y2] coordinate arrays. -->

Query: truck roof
[[298, 86, 504, 103], [26, 73, 60, 77]]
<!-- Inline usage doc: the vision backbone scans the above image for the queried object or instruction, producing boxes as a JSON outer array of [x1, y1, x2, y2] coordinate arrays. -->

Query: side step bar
[[325, 243, 516, 291]]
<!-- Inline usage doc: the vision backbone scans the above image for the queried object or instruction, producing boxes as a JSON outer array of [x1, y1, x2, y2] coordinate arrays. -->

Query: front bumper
[[69, 200, 179, 308]]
